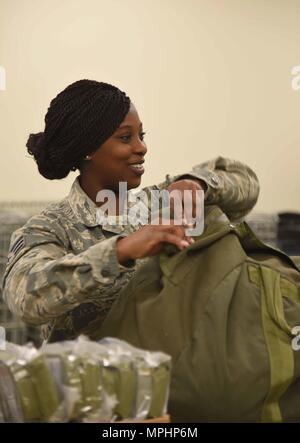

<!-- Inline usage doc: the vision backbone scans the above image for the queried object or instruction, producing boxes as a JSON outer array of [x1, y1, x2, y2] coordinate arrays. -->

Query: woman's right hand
[[116, 222, 194, 265]]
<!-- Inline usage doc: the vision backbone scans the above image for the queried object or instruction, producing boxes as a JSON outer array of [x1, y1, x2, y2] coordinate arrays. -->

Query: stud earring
[[85, 155, 91, 160]]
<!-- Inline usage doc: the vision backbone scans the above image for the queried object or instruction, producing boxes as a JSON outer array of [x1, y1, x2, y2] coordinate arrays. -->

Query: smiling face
[[81, 102, 147, 193]]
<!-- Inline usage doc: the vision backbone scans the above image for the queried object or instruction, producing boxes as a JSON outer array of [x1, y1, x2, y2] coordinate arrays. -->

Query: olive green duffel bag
[[96, 206, 300, 423]]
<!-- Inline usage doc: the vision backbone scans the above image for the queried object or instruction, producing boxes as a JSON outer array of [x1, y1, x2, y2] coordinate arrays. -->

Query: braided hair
[[26, 80, 131, 179]]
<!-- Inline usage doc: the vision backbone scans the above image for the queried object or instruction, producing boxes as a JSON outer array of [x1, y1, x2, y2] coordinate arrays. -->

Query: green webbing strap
[[258, 267, 294, 423]]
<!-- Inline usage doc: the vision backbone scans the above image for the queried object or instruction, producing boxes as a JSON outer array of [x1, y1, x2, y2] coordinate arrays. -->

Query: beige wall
[[0, 0, 299, 212]]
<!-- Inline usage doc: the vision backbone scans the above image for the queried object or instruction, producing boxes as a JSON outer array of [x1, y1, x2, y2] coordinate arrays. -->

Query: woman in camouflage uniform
[[2, 80, 259, 342]]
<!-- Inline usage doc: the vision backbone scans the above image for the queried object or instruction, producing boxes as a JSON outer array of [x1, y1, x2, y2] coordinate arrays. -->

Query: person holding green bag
[[2, 79, 259, 343]]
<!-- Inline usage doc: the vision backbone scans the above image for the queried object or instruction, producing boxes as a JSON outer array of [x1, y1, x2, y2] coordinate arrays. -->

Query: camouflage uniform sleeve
[[2, 222, 134, 326], [143, 156, 259, 222]]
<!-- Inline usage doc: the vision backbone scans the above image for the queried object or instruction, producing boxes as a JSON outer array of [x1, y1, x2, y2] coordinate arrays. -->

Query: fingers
[[137, 222, 195, 257], [155, 226, 194, 250], [158, 232, 190, 251]]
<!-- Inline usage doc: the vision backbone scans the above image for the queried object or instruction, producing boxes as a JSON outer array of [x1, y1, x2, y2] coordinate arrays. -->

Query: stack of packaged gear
[[278, 212, 300, 256], [0, 336, 171, 423]]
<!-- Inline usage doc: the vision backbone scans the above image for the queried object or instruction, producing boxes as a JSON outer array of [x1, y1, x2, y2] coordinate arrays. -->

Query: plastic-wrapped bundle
[[42, 340, 103, 421], [42, 344, 82, 421], [0, 361, 24, 422], [100, 351, 135, 420], [71, 337, 135, 421], [0, 343, 62, 422], [132, 358, 152, 419], [70, 336, 171, 422], [148, 360, 171, 418], [43, 340, 134, 422], [98, 338, 171, 420]]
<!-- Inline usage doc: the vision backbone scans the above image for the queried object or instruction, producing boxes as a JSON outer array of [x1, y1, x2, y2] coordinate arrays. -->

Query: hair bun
[[26, 132, 46, 158], [26, 132, 70, 180]]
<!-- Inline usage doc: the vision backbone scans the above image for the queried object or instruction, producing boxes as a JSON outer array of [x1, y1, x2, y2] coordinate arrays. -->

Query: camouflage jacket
[[2, 157, 259, 342]]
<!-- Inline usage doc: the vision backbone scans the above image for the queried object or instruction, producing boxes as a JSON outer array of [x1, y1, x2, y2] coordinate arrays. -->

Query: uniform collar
[[67, 176, 126, 234]]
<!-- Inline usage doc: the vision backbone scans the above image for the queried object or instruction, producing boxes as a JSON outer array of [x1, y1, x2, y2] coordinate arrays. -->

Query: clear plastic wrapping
[[98, 338, 171, 420], [0, 342, 63, 422], [0, 336, 171, 422], [0, 360, 24, 422]]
